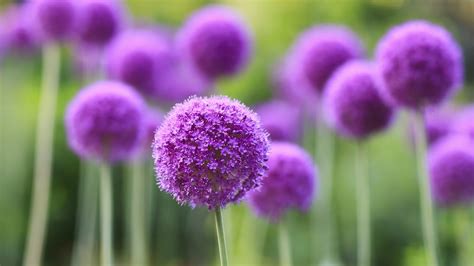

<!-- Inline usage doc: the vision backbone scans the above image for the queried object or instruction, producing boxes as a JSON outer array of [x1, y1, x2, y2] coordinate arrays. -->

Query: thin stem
[[214, 208, 229, 266], [278, 221, 293, 266], [100, 163, 113, 266], [23, 44, 61, 266], [355, 142, 371, 266], [413, 111, 439, 266], [130, 160, 148, 265]]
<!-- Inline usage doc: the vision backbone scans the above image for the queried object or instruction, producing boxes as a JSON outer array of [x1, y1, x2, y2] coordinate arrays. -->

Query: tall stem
[[23, 44, 61, 266], [413, 111, 438, 266], [278, 221, 292, 266], [130, 160, 148, 265], [100, 163, 113, 266], [355, 142, 371, 266], [214, 208, 229, 266]]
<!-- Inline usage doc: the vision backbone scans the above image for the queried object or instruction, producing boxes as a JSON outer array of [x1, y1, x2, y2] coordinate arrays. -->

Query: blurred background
[[1, 0, 474, 265]]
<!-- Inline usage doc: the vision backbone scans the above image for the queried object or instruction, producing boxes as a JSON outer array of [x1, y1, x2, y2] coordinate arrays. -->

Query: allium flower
[[29, 0, 77, 41], [1, 5, 40, 53], [143, 108, 164, 143], [428, 136, 474, 206], [376, 20, 463, 109], [77, 0, 124, 46], [65, 81, 146, 162], [177, 5, 252, 79], [247, 142, 317, 221], [425, 107, 455, 145], [288, 25, 364, 93], [105, 29, 173, 97], [323, 61, 394, 139], [452, 106, 474, 138], [152, 96, 269, 209], [255, 100, 302, 142]]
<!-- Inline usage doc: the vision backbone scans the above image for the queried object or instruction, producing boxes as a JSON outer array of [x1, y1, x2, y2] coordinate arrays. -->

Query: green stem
[[454, 209, 473, 266], [100, 163, 113, 266], [130, 160, 148, 265], [355, 142, 371, 266], [278, 221, 293, 266], [413, 111, 438, 266], [215, 208, 229, 266], [23, 44, 61, 266]]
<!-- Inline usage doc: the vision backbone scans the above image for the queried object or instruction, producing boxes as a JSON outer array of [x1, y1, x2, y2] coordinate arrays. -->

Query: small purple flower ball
[[77, 0, 124, 46], [428, 136, 474, 206], [247, 142, 317, 221], [289, 25, 364, 93], [152, 96, 269, 209], [255, 100, 302, 142], [376, 20, 463, 109], [323, 61, 394, 139], [29, 0, 77, 41], [177, 5, 252, 80], [65, 81, 146, 162], [105, 29, 173, 97]]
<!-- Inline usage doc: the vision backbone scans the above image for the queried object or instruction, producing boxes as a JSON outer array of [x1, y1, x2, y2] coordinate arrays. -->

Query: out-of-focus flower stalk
[[356, 142, 371, 266], [278, 221, 292, 266], [100, 163, 113, 266]]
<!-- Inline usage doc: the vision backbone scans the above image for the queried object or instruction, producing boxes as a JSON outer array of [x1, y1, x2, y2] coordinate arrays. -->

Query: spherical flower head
[[65, 81, 146, 163], [428, 136, 474, 206], [255, 100, 302, 142], [1, 5, 40, 53], [29, 0, 77, 41], [289, 25, 364, 93], [77, 0, 124, 46], [247, 142, 317, 221], [177, 5, 253, 80], [425, 107, 455, 145], [105, 29, 173, 97], [153, 96, 269, 209], [376, 20, 463, 109], [323, 61, 395, 139]]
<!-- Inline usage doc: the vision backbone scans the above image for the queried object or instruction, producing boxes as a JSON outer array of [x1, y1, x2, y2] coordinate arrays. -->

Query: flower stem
[[413, 111, 439, 266], [100, 163, 113, 266], [23, 44, 61, 266], [130, 160, 148, 265], [215, 208, 229, 266], [278, 221, 293, 266], [355, 142, 371, 266]]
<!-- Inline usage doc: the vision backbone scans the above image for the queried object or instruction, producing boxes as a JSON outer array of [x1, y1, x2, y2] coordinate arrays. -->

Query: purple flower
[[77, 0, 124, 46], [452, 106, 474, 138], [255, 100, 302, 142], [143, 108, 164, 144], [288, 25, 364, 93], [177, 5, 252, 80], [323, 61, 395, 139], [428, 136, 474, 206], [1, 5, 40, 54], [105, 29, 173, 97], [65, 81, 146, 163], [29, 0, 77, 41], [425, 107, 456, 146], [152, 96, 269, 209], [247, 142, 317, 221], [376, 20, 463, 109]]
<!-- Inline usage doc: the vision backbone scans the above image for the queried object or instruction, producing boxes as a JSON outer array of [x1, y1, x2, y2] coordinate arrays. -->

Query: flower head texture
[[288, 25, 364, 93], [105, 29, 173, 97], [177, 5, 252, 79], [77, 0, 124, 46], [376, 20, 463, 109], [255, 100, 302, 142], [247, 142, 317, 221], [65, 81, 146, 163], [152, 96, 269, 209], [29, 0, 77, 41], [428, 136, 474, 206], [323, 61, 394, 139]]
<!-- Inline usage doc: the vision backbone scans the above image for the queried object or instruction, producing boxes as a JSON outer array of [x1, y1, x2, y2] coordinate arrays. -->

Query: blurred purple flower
[[452, 106, 474, 139], [177, 5, 252, 80], [65, 80, 146, 163], [425, 107, 456, 146], [323, 61, 394, 139], [1, 5, 40, 54], [152, 96, 269, 209], [376, 20, 463, 109], [247, 142, 317, 221], [29, 0, 77, 41], [428, 136, 474, 206], [143, 107, 164, 144], [255, 100, 302, 142]]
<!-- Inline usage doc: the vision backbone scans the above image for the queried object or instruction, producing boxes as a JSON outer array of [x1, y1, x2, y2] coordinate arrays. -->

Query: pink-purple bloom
[[428, 136, 474, 206], [65, 81, 146, 162], [247, 142, 317, 221], [177, 5, 252, 80], [452, 106, 474, 138], [29, 0, 77, 41], [376, 20, 463, 109], [425, 107, 456, 146], [1, 5, 40, 54], [323, 61, 394, 139], [255, 100, 302, 142], [152, 96, 269, 209]]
